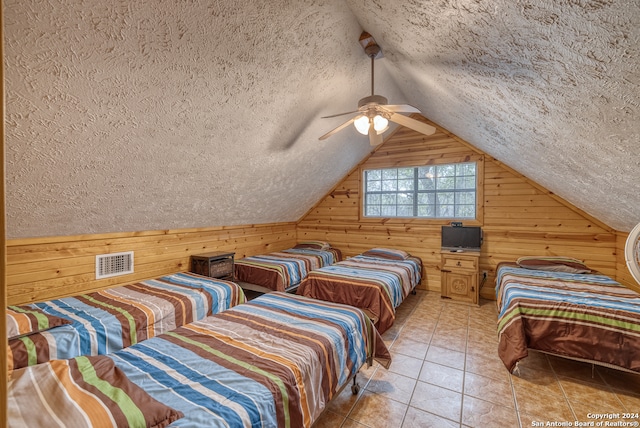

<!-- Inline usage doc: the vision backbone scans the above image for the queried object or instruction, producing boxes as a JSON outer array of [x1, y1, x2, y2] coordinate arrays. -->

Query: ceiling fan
[[319, 32, 436, 146]]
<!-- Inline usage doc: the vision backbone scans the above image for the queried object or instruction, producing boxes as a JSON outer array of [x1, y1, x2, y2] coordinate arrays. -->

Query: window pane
[[455, 204, 475, 218], [437, 204, 454, 217], [382, 180, 397, 191], [418, 166, 435, 179], [417, 193, 433, 204], [456, 163, 475, 175], [367, 170, 382, 180], [367, 194, 381, 205], [398, 179, 414, 191], [381, 205, 396, 216], [397, 205, 413, 216], [437, 165, 455, 177], [437, 192, 454, 205], [456, 192, 475, 204], [367, 180, 381, 191], [437, 177, 455, 190], [382, 169, 398, 179], [367, 205, 380, 216], [397, 192, 413, 205], [456, 176, 475, 189], [398, 168, 414, 179], [382, 194, 396, 205], [418, 178, 435, 190], [417, 205, 435, 217]]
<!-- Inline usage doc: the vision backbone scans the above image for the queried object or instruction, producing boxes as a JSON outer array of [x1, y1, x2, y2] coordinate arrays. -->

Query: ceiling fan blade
[[321, 110, 360, 119], [319, 116, 359, 140], [389, 113, 437, 136], [368, 125, 384, 146], [383, 104, 421, 113]]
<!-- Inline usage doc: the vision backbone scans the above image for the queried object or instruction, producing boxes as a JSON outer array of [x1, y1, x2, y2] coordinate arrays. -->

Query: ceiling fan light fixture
[[354, 115, 371, 135], [373, 115, 388, 133]]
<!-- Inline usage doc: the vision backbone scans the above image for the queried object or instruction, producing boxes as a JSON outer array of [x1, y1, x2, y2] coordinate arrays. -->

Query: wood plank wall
[[616, 231, 640, 292], [297, 117, 625, 298], [6, 222, 297, 305]]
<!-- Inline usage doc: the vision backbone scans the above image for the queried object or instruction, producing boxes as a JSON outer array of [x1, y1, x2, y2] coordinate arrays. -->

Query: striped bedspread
[[496, 263, 640, 373], [8, 355, 184, 427], [235, 247, 341, 292], [297, 255, 422, 334], [8, 272, 246, 370], [109, 292, 391, 428]]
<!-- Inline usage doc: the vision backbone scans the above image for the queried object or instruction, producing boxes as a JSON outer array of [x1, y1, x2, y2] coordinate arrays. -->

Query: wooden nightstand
[[440, 251, 480, 305], [191, 251, 235, 280]]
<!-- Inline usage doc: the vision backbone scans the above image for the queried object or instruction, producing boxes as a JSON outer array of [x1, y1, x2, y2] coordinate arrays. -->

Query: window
[[363, 162, 477, 219]]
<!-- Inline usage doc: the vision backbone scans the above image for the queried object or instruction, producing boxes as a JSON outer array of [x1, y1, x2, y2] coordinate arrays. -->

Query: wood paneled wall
[[297, 117, 623, 298], [6, 222, 297, 305]]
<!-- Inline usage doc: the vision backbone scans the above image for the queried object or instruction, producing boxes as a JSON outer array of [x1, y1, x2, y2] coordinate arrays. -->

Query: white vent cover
[[96, 251, 134, 279]]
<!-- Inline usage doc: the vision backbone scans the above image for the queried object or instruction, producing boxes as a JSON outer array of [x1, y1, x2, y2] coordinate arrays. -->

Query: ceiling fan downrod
[[358, 44, 387, 108], [365, 43, 380, 97]]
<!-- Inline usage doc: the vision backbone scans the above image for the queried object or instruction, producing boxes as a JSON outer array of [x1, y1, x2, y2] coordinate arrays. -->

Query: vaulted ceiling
[[4, 0, 639, 239]]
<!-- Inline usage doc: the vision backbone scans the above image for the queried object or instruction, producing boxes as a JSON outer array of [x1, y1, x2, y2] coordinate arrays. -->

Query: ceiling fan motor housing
[[358, 95, 388, 108], [364, 43, 381, 58]]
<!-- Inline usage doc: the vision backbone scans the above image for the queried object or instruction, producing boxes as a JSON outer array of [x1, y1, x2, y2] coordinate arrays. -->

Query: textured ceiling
[[4, 0, 639, 239]]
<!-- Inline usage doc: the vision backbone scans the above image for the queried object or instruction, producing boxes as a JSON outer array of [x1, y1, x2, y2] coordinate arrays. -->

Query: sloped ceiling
[[4, 0, 639, 239]]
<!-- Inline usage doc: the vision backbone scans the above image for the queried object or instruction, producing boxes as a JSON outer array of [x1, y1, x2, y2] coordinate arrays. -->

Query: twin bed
[[7, 272, 246, 370], [8, 292, 391, 428], [297, 248, 422, 334], [234, 241, 342, 292], [496, 257, 640, 374]]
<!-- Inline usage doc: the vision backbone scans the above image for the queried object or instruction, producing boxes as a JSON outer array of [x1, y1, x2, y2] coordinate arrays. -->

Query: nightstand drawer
[[442, 256, 477, 271]]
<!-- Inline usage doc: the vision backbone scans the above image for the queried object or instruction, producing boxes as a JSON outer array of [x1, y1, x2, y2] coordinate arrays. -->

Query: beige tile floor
[[312, 290, 640, 428]]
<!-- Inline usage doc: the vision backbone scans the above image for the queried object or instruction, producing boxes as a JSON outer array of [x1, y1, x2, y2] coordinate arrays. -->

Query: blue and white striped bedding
[[8, 272, 246, 370], [234, 247, 341, 292], [108, 292, 391, 427], [496, 263, 640, 373]]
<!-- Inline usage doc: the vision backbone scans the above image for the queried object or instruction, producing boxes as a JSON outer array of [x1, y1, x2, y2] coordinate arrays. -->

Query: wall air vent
[[96, 251, 134, 279]]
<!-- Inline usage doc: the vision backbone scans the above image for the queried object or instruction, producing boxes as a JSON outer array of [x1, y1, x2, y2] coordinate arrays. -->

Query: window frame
[[358, 155, 484, 225]]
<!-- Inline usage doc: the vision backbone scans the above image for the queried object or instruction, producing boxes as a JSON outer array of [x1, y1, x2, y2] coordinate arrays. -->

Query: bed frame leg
[[351, 374, 360, 395]]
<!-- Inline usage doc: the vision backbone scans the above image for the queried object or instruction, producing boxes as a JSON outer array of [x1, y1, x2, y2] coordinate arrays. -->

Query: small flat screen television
[[441, 226, 483, 251]]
